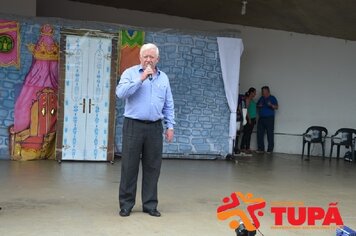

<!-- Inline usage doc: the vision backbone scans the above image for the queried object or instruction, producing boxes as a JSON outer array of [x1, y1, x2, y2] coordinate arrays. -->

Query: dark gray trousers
[[119, 118, 163, 211], [257, 116, 275, 152]]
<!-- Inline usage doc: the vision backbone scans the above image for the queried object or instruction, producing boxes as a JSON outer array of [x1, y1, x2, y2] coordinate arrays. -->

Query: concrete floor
[[0, 153, 355, 236]]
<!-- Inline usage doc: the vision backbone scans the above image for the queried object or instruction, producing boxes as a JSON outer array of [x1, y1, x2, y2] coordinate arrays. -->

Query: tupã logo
[[217, 192, 266, 231], [217, 192, 344, 231]]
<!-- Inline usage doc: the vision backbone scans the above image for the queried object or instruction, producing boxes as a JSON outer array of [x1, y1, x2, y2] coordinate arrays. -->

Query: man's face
[[262, 88, 270, 98], [140, 48, 159, 69]]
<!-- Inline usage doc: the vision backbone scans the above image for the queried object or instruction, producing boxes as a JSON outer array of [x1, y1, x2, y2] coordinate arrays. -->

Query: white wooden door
[[61, 35, 112, 161]]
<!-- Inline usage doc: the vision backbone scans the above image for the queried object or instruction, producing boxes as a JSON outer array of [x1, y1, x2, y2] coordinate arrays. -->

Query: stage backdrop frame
[[56, 28, 118, 162]]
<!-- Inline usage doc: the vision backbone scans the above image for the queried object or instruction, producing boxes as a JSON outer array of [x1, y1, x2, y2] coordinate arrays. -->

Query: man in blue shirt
[[116, 43, 175, 217], [256, 86, 278, 154]]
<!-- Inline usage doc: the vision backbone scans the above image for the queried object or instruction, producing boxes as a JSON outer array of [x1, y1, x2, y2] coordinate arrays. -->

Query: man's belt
[[127, 117, 161, 124]]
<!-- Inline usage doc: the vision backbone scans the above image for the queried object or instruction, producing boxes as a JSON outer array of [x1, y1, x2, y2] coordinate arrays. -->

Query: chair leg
[[302, 141, 305, 159], [329, 144, 333, 161], [322, 142, 325, 158], [337, 145, 340, 159], [307, 142, 311, 159]]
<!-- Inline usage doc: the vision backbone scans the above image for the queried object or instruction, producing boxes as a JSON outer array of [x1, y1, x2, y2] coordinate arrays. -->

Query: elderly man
[[116, 43, 175, 217]]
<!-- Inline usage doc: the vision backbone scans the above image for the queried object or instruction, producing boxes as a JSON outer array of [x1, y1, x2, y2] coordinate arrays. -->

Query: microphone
[[147, 64, 153, 80]]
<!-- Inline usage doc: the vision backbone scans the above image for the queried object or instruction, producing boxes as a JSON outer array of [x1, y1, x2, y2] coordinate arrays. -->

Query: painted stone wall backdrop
[[0, 15, 232, 159], [115, 32, 230, 158]]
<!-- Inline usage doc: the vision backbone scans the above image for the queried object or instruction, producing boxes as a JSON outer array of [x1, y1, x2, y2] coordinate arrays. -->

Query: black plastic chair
[[329, 128, 356, 161], [302, 126, 328, 160]]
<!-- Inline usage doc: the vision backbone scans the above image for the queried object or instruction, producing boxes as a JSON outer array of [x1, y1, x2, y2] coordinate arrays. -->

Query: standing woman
[[240, 87, 257, 154]]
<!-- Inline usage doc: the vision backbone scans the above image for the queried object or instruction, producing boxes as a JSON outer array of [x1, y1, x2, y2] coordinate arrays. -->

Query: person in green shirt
[[240, 87, 257, 154]]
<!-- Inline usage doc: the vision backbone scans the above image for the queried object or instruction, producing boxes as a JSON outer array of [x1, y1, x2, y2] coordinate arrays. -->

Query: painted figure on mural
[[9, 24, 59, 160]]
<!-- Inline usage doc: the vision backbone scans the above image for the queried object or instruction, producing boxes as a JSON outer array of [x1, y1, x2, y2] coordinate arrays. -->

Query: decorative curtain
[[10, 24, 59, 161], [14, 24, 59, 132], [217, 37, 244, 153], [118, 30, 145, 75]]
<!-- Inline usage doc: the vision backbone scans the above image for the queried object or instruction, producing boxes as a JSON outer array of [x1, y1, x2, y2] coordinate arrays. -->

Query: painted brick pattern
[[115, 32, 230, 158]]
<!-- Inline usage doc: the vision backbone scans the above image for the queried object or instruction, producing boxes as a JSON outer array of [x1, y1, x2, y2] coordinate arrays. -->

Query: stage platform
[[0, 153, 355, 236]]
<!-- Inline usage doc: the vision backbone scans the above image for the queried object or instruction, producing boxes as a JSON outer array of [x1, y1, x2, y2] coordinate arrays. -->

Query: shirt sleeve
[[116, 69, 142, 99], [272, 96, 278, 105], [162, 81, 175, 129]]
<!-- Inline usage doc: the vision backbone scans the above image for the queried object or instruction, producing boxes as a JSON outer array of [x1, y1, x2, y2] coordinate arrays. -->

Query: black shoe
[[143, 209, 161, 217], [119, 209, 131, 217]]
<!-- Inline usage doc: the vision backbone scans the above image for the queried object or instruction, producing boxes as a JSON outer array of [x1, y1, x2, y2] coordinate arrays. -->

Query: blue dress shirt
[[257, 95, 278, 117], [116, 65, 175, 129]]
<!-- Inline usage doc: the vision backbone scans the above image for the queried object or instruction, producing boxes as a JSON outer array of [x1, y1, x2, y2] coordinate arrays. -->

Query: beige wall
[[239, 27, 356, 155]]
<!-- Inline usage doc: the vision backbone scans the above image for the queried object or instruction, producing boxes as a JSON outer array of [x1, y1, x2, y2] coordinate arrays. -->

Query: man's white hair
[[140, 43, 159, 57]]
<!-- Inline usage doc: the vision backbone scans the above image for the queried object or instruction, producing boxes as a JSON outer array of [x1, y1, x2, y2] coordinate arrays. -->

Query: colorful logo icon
[[217, 192, 266, 231]]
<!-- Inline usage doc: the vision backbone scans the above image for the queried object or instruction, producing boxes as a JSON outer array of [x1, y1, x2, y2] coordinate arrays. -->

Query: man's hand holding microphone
[[141, 64, 154, 81]]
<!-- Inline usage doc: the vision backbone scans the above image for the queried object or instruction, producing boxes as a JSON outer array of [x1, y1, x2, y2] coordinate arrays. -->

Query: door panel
[[62, 35, 87, 160], [84, 37, 112, 161], [61, 35, 112, 161]]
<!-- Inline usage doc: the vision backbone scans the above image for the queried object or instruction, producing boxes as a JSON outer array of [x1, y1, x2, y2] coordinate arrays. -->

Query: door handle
[[79, 98, 86, 113], [89, 99, 95, 113], [89, 99, 91, 113]]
